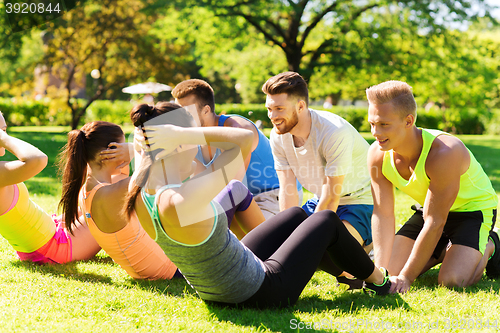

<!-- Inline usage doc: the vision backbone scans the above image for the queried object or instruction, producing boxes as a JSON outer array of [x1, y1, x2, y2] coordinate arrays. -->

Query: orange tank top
[[81, 183, 177, 280]]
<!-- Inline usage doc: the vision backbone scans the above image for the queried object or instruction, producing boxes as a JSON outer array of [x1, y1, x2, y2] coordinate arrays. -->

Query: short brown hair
[[172, 79, 215, 114], [366, 81, 417, 118], [262, 72, 309, 106]]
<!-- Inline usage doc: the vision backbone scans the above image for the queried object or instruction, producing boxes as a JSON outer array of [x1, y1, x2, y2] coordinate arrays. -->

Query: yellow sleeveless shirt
[[0, 183, 55, 252], [382, 129, 497, 212]]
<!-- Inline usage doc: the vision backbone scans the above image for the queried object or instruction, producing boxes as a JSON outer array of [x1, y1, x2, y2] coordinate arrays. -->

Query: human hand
[[100, 142, 132, 169], [389, 274, 412, 293], [137, 125, 182, 160]]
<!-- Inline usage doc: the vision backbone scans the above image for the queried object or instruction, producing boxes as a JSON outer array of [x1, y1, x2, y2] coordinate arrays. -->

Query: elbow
[[422, 215, 446, 232], [31, 154, 48, 173], [39, 154, 49, 169], [241, 131, 253, 157]]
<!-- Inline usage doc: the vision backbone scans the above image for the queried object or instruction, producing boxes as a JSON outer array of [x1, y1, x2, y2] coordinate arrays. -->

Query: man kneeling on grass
[[367, 80, 500, 293]]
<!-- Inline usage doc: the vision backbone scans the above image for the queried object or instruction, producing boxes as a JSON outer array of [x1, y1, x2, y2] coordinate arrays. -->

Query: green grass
[[1, 127, 500, 332]]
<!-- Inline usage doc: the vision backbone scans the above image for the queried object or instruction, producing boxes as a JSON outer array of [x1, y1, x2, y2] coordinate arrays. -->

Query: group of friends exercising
[[0, 71, 498, 308]]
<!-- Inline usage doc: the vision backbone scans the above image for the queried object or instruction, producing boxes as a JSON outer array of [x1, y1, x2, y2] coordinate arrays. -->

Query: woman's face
[[0, 115, 7, 157]]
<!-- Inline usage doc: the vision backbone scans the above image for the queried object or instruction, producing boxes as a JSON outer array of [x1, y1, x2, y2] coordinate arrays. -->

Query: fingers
[[100, 148, 118, 160], [389, 275, 410, 294], [389, 276, 399, 293]]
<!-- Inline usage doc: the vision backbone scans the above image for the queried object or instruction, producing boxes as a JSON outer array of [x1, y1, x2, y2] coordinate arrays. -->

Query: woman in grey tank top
[[123, 102, 393, 308]]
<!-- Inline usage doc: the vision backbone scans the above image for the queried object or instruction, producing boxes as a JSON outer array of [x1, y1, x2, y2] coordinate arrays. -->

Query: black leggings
[[238, 207, 375, 308]]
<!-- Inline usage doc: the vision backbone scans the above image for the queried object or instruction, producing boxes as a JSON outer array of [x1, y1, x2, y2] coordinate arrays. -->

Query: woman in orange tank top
[[58, 121, 179, 279]]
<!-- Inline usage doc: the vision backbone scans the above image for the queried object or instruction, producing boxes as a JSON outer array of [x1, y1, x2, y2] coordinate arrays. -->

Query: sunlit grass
[[0, 127, 499, 332]]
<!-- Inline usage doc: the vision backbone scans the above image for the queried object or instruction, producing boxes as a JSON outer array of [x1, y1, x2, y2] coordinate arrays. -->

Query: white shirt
[[270, 109, 373, 206]]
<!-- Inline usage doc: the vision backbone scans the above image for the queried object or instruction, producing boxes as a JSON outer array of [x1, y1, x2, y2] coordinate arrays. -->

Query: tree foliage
[[43, 0, 188, 129], [166, 0, 498, 83]]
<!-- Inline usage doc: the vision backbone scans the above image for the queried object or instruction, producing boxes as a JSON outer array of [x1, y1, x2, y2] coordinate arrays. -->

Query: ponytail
[[58, 121, 124, 234], [58, 130, 88, 234], [123, 102, 193, 217]]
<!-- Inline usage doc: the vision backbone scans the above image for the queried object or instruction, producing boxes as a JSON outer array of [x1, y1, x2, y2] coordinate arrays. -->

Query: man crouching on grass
[[366, 80, 500, 293]]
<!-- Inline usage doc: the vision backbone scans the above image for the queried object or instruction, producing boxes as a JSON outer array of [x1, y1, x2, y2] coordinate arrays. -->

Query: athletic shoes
[[336, 276, 364, 290], [363, 267, 391, 296], [486, 229, 500, 279]]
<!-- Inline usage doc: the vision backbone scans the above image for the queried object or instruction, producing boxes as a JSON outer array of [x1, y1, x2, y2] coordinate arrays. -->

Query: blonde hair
[[366, 81, 417, 119]]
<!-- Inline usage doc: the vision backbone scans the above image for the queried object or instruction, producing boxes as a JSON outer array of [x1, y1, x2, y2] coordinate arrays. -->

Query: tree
[[43, 0, 188, 129], [163, 0, 498, 84]]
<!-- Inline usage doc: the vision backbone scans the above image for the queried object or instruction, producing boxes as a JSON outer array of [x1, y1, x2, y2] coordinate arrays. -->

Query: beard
[[274, 110, 299, 135]]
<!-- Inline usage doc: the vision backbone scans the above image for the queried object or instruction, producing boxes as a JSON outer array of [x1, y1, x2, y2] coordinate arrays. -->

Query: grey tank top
[[141, 185, 265, 303]]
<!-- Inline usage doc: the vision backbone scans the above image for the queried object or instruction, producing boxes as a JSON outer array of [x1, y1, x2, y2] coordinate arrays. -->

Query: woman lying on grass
[[0, 111, 100, 264], [58, 120, 179, 279], [126, 102, 393, 308]]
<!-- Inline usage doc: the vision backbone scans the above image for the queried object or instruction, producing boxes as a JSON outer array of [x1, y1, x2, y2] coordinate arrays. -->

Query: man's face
[[265, 93, 300, 135], [367, 102, 408, 151], [175, 94, 204, 127]]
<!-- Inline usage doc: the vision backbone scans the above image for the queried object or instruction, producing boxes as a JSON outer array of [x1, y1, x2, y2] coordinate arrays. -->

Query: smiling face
[[368, 102, 413, 151], [265, 93, 301, 135]]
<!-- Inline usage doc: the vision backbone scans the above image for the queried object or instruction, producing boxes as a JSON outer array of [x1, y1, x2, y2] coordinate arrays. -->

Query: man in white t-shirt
[[262, 72, 373, 253]]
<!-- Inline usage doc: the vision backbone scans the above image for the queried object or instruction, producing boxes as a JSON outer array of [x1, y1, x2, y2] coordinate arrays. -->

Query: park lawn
[[1, 127, 499, 332]]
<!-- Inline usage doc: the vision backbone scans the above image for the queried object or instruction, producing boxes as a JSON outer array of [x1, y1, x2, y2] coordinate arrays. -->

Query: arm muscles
[[399, 137, 465, 282], [315, 175, 344, 213], [277, 169, 299, 211], [368, 144, 396, 268]]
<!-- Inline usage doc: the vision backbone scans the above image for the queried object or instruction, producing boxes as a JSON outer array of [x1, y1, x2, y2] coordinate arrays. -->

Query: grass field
[[1, 127, 499, 332]]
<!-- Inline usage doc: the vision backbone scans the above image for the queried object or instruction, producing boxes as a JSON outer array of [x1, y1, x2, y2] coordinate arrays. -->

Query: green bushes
[[0, 98, 51, 126], [0, 97, 499, 135], [218, 104, 493, 135], [85, 100, 132, 125]]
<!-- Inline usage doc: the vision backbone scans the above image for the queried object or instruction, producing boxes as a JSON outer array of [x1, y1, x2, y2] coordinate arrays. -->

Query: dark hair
[[262, 71, 309, 106], [124, 102, 194, 217], [58, 121, 124, 234], [171, 79, 215, 114]]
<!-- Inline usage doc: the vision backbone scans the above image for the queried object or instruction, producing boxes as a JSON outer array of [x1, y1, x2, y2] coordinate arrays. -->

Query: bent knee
[[438, 272, 470, 288]]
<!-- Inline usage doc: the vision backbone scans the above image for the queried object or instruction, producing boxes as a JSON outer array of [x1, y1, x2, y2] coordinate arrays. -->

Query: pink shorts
[[16, 215, 73, 264]]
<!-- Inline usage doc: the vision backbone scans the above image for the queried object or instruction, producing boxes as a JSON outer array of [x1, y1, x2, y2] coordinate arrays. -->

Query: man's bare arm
[[277, 169, 299, 211]]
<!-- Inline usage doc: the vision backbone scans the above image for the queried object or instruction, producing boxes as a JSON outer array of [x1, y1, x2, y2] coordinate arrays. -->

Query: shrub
[[85, 100, 133, 125], [0, 97, 497, 135], [216, 103, 270, 127], [0, 97, 51, 126], [483, 109, 500, 135]]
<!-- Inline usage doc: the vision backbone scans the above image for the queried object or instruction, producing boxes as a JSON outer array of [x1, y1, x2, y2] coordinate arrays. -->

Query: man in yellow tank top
[[366, 80, 499, 293]]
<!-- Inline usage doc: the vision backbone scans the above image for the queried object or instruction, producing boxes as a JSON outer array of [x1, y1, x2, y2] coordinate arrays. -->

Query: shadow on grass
[[10, 259, 115, 285], [127, 276, 198, 298], [207, 304, 305, 332], [295, 292, 409, 317], [10, 252, 199, 298], [208, 265, 499, 332], [205, 290, 408, 332]]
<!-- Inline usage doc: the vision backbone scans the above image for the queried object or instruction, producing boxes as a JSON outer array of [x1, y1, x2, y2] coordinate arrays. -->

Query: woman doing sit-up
[[58, 120, 178, 279], [125, 103, 393, 308], [0, 112, 100, 264]]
